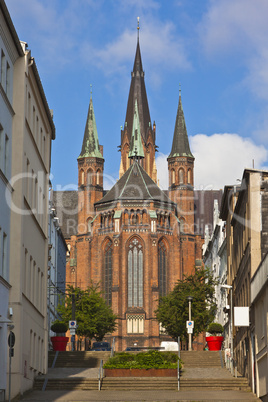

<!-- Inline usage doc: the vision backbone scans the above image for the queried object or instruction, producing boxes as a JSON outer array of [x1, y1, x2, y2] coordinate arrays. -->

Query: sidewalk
[[19, 388, 261, 401]]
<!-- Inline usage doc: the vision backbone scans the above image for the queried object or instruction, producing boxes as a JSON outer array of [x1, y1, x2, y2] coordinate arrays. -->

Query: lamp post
[[221, 284, 233, 375], [187, 296, 193, 351]]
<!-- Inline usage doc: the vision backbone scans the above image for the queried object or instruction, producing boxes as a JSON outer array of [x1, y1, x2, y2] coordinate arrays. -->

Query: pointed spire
[[78, 91, 103, 159], [168, 87, 194, 158], [129, 99, 144, 159], [124, 25, 151, 144]]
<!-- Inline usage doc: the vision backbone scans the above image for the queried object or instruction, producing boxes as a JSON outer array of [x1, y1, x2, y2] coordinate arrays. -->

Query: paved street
[[19, 388, 261, 402]]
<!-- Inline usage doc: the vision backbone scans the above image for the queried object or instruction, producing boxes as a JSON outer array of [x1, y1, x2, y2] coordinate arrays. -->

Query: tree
[[155, 267, 218, 341], [57, 284, 117, 342]]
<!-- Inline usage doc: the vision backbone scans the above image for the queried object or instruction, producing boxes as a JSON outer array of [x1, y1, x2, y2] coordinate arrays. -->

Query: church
[[54, 32, 219, 351]]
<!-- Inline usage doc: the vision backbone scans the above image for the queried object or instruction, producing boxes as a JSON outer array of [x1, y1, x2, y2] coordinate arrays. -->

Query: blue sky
[[6, 0, 268, 191]]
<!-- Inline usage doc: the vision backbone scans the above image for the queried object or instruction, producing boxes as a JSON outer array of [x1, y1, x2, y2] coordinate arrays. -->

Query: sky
[[5, 0, 268, 192]]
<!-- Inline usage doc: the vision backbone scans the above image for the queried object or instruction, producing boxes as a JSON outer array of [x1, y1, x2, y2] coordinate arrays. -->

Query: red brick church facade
[[57, 36, 206, 351]]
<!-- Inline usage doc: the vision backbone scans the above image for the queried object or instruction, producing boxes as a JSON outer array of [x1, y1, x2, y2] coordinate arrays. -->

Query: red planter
[[205, 336, 224, 351], [105, 368, 177, 377], [51, 336, 69, 351]]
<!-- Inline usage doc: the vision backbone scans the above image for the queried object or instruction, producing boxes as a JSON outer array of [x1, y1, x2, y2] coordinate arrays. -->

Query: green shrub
[[207, 322, 224, 335], [51, 320, 68, 334], [104, 350, 181, 370]]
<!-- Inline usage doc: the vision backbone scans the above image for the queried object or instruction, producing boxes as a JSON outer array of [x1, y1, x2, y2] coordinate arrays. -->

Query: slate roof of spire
[[78, 96, 103, 159], [129, 99, 145, 159], [168, 93, 194, 158], [95, 161, 172, 206], [125, 39, 152, 144]]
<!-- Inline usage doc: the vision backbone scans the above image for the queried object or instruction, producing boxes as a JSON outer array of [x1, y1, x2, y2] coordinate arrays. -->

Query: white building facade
[[47, 198, 67, 349], [7, 27, 55, 399], [0, 2, 23, 399], [203, 200, 229, 346]]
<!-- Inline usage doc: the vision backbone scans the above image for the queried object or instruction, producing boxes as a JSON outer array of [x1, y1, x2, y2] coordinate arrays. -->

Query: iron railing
[[98, 359, 104, 391]]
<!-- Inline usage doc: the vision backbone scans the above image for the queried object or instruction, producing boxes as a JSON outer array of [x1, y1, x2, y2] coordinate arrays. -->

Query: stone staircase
[[180, 350, 224, 367], [34, 350, 251, 392], [48, 350, 110, 368]]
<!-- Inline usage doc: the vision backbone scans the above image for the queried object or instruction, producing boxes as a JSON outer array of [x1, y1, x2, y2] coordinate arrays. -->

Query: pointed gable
[[168, 92, 194, 159], [78, 95, 103, 159], [125, 39, 152, 144]]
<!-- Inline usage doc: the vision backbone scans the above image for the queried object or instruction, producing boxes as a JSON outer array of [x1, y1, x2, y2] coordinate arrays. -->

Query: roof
[[124, 39, 152, 144], [168, 92, 193, 158], [78, 95, 103, 159], [0, 0, 24, 57], [194, 189, 223, 237], [32, 59, 56, 140], [53, 191, 78, 239], [95, 160, 173, 207]]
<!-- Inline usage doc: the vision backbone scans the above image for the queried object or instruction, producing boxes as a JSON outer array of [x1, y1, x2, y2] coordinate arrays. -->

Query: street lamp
[[221, 284, 233, 375], [187, 296, 193, 351]]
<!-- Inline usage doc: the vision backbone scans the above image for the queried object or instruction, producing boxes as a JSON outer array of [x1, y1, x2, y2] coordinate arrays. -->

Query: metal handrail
[[177, 359, 180, 391], [98, 359, 104, 391], [110, 337, 115, 358]]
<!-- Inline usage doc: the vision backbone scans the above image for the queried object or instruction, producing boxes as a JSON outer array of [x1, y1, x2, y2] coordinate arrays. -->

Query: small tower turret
[[77, 91, 104, 234], [167, 88, 195, 233]]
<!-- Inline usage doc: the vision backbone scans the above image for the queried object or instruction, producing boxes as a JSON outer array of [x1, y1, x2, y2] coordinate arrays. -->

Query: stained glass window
[[158, 241, 167, 297], [104, 240, 112, 305], [128, 238, 143, 307]]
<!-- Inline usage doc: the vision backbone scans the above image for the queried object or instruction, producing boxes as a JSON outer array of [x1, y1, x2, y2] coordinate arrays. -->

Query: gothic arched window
[[104, 240, 113, 305], [96, 169, 100, 185], [128, 238, 143, 307], [187, 169, 192, 185], [171, 169, 175, 184], [158, 240, 167, 297], [179, 168, 184, 184], [80, 169, 85, 185], [87, 169, 93, 185]]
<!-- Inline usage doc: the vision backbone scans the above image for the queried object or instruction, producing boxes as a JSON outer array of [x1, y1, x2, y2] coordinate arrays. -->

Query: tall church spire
[[129, 99, 144, 159], [168, 88, 193, 159], [120, 20, 157, 182], [124, 30, 151, 144], [78, 93, 103, 160]]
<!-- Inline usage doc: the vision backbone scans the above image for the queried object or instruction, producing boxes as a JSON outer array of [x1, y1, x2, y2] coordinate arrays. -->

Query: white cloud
[[156, 133, 268, 190], [82, 20, 191, 78], [198, 0, 268, 101]]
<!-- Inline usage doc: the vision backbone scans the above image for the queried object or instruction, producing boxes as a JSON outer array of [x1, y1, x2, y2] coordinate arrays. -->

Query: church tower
[[119, 24, 157, 182], [77, 93, 104, 235], [167, 89, 197, 276]]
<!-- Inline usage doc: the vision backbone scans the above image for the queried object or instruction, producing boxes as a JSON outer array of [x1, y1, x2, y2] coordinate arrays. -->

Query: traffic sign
[[186, 321, 194, 329], [8, 331, 15, 348], [69, 328, 76, 336], [187, 327, 193, 334], [69, 320, 77, 329]]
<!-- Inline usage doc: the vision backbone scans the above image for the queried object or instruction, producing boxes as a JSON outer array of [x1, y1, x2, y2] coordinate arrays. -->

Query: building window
[[171, 169, 175, 184], [79, 169, 84, 185], [179, 169, 184, 184], [127, 314, 144, 333], [1, 50, 5, 87], [6, 62, 10, 97], [87, 169, 93, 185], [96, 169, 100, 185], [128, 238, 143, 307], [158, 240, 167, 297], [104, 240, 112, 305], [187, 169, 191, 184]]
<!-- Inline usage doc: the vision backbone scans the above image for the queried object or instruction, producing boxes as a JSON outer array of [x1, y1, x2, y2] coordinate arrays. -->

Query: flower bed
[[105, 368, 177, 377], [103, 350, 181, 377]]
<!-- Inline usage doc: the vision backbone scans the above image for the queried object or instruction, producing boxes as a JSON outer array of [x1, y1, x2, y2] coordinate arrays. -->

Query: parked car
[[91, 341, 111, 351]]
